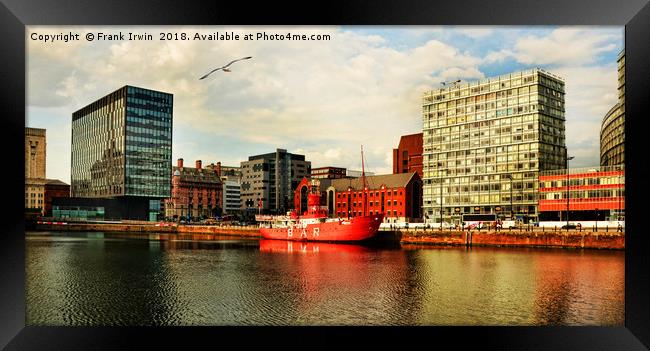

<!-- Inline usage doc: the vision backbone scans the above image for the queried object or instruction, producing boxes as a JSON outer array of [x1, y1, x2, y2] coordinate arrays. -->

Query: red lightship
[[257, 146, 383, 242]]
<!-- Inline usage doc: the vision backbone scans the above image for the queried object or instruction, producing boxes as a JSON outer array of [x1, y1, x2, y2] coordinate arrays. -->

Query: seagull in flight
[[199, 56, 252, 80]]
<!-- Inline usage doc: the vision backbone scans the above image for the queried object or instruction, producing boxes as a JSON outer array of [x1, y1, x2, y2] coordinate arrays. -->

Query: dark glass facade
[[124, 86, 173, 197], [71, 86, 173, 199]]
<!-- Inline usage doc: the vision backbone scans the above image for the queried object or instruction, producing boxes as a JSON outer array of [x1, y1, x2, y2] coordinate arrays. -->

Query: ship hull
[[260, 214, 384, 242]]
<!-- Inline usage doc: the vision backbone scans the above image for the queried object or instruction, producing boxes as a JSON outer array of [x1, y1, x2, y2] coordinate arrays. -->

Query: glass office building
[[70, 85, 172, 220], [422, 69, 566, 224]]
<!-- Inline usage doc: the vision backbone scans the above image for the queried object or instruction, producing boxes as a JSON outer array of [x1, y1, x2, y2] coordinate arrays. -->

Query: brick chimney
[[178, 158, 184, 168], [216, 162, 222, 177], [196, 160, 202, 170]]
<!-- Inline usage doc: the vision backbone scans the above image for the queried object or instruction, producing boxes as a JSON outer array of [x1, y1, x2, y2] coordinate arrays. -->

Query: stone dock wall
[[33, 223, 623, 249], [397, 229, 624, 250], [34, 222, 261, 237]]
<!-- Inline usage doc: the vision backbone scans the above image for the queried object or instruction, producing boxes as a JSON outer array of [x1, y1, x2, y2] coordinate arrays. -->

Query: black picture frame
[[2, 0, 649, 349]]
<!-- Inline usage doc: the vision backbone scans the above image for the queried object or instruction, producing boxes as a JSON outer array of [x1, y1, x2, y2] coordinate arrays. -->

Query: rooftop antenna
[[440, 79, 462, 89]]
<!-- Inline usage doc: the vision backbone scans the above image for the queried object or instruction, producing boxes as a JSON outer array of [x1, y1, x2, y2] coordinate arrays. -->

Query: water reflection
[[258, 239, 416, 325], [532, 251, 624, 325], [259, 239, 372, 254], [27, 232, 182, 325], [26, 232, 624, 326]]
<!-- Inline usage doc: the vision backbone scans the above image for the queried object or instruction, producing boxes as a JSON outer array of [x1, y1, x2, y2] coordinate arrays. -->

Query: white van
[[499, 220, 522, 229]]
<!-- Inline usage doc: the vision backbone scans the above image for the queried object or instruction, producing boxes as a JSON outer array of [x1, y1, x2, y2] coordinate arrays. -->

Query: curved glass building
[[600, 50, 625, 167]]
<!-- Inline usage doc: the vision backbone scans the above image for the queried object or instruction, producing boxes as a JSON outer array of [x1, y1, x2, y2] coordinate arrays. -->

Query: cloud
[[455, 27, 494, 39], [26, 26, 622, 182], [483, 49, 515, 64], [551, 64, 618, 167], [511, 27, 621, 66]]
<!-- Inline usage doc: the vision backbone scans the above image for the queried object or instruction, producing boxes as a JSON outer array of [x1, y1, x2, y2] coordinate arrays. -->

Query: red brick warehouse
[[293, 173, 423, 223]]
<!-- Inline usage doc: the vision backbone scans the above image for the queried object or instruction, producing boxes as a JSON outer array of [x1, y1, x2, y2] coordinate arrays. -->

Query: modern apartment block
[[69, 85, 173, 220], [240, 149, 310, 214], [422, 69, 567, 224], [25, 128, 46, 213], [393, 133, 423, 178], [600, 49, 625, 167], [218, 164, 242, 214], [222, 179, 242, 214]]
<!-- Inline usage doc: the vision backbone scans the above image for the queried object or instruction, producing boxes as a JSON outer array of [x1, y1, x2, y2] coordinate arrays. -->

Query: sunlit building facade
[[25, 128, 46, 214], [422, 69, 567, 224]]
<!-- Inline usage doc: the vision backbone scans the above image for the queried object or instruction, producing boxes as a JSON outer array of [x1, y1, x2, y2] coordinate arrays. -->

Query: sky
[[26, 26, 623, 183]]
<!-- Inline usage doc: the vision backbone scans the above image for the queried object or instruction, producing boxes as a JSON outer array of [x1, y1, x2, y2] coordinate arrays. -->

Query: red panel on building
[[393, 133, 423, 178], [538, 169, 624, 212], [44, 179, 70, 217]]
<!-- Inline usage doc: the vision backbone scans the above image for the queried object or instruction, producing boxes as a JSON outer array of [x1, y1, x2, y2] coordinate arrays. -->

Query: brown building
[[310, 166, 347, 179], [393, 133, 423, 178], [43, 179, 70, 217], [165, 159, 223, 220], [25, 128, 47, 214]]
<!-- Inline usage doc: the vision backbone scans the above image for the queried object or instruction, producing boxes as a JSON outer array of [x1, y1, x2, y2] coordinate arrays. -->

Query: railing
[[379, 222, 624, 233]]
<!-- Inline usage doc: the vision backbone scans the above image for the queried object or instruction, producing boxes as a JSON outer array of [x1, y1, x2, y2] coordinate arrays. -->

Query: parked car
[[464, 221, 491, 230], [499, 220, 523, 229], [561, 223, 577, 229], [433, 222, 454, 229]]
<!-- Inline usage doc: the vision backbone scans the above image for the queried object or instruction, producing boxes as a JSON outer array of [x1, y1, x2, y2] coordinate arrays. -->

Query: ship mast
[[361, 145, 367, 217]]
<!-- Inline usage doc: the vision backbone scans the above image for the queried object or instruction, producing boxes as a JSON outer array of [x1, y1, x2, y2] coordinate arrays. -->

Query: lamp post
[[439, 176, 443, 227], [618, 169, 623, 221], [566, 156, 574, 228], [505, 174, 513, 220]]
